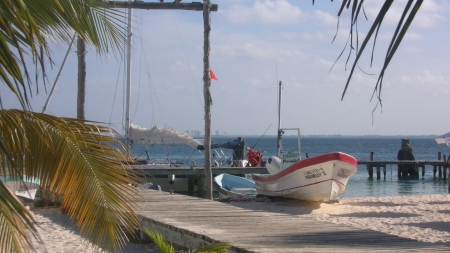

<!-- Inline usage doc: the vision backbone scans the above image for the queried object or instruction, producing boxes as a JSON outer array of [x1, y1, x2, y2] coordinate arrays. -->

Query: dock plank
[[136, 190, 450, 252]]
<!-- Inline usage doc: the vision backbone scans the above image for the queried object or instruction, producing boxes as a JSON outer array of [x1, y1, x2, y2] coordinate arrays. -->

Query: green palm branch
[[142, 229, 175, 253], [142, 229, 230, 253], [0, 180, 40, 253], [0, 109, 143, 252], [0, 0, 128, 109], [316, 0, 423, 102]]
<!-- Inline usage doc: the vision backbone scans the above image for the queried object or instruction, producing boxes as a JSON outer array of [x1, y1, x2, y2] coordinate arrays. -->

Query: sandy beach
[[227, 193, 450, 245], [27, 193, 450, 252], [28, 207, 160, 253]]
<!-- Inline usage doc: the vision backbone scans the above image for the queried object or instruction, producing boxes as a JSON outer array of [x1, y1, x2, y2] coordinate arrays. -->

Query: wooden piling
[[305, 153, 309, 158], [440, 155, 445, 178], [434, 152, 441, 177], [368, 152, 374, 179], [187, 176, 195, 196], [444, 156, 448, 180], [197, 175, 205, 198], [415, 163, 419, 179]]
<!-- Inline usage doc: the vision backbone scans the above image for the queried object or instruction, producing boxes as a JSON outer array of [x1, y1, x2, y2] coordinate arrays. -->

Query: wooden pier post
[[440, 155, 445, 178], [444, 156, 448, 180], [444, 165, 447, 180], [305, 153, 309, 158], [187, 176, 195, 196], [383, 164, 386, 179], [368, 152, 374, 178], [376, 165, 381, 180], [435, 152, 441, 178], [197, 175, 205, 198], [422, 164, 425, 178], [414, 163, 419, 179]]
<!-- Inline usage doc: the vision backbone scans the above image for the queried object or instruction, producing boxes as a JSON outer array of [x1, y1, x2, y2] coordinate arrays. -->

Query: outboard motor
[[266, 156, 281, 174]]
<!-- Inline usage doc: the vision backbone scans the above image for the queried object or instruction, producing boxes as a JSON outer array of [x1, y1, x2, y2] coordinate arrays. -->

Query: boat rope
[[132, 10, 168, 127], [132, 10, 144, 123], [252, 124, 272, 149], [170, 11, 230, 141], [108, 58, 123, 128], [186, 148, 200, 165], [170, 11, 202, 109]]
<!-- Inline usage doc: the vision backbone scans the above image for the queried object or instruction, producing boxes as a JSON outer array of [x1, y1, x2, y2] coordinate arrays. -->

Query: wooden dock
[[136, 190, 450, 252], [358, 160, 448, 179]]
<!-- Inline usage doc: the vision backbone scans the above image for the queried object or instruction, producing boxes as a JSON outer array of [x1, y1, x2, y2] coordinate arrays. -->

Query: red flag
[[210, 69, 218, 81]]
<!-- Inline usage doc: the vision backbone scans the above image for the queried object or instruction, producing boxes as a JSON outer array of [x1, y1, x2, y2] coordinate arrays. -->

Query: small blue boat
[[213, 174, 257, 200]]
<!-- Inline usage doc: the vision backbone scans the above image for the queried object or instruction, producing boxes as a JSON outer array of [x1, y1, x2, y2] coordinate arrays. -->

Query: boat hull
[[213, 174, 257, 200], [252, 152, 357, 202]]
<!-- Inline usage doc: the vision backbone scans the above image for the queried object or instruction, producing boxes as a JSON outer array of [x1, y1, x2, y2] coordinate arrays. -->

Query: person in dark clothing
[[397, 139, 416, 178]]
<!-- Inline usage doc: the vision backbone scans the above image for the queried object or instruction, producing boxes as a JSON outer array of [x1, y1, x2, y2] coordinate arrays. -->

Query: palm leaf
[[193, 242, 231, 253], [0, 0, 128, 109], [142, 229, 175, 253], [0, 181, 41, 253], [0, 109, 143, 252], [315, 1, 424, 102]]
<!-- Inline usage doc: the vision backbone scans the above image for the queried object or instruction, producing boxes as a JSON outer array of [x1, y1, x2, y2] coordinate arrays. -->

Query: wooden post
[[368, 152, 374, 178], [305, 153, 309, 158], [383, 165, 386, 179], [376, 165, 380, 180], [187, 176, 195, 196], [435, 152, 441, 177], [440, 155, 445, 178], [414, 163, 419, 179], [422, 164, 425, 179], [106, 0, 219, 200], [444, 155, 448, 180], [444, 164, 447, 180], [197, 175, 205, 198], [202, 1, 213, 200]]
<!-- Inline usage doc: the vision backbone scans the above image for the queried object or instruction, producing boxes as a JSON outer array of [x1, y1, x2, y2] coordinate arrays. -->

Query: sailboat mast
[[277, 81, 282, 157], [125, 3, 133, 150]]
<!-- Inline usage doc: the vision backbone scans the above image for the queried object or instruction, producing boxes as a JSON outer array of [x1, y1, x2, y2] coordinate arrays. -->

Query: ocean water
[[131, 135, 450, 198]]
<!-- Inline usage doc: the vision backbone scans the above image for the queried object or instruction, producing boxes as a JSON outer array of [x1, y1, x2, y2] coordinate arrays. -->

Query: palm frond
[[0, 181, 40, 253], [142, 229, 175, 253], [193, 242, 231, 253], [0, 109, 143, 252], [315, 1, 424, 102], [0, 0, 128, 109]]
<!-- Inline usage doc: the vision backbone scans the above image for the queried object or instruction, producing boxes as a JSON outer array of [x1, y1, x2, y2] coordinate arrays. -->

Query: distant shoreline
[[204, 135, 440, 138]]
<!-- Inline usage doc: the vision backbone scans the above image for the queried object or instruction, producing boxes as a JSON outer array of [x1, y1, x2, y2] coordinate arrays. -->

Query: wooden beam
[[131, 166, 269, 176], [104, 1, 218, 11]]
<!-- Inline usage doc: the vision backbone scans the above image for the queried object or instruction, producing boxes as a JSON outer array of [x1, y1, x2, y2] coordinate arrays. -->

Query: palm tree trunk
[[77, 36, 86, 120]]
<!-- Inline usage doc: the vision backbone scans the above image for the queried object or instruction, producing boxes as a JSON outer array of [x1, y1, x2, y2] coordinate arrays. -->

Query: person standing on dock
[[397, 139, 416, 178]]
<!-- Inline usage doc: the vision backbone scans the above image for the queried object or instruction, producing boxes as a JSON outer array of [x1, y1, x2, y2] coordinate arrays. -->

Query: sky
[[2, 0, 450, 136]]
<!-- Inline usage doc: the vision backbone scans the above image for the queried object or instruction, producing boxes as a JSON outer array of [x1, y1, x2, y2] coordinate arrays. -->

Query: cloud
[[219, 0, 305, 24], [396, 70, 450, 95], [361, 0, 446, 28], [213, 41, 305, 62], [313, 10, 338, 26]]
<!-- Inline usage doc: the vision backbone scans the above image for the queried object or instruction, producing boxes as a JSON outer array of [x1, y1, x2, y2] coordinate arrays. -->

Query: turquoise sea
[[131, 135, 450, 199]]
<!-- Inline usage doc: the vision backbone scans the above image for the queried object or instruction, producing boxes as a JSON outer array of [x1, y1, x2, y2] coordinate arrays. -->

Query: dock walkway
[[137, 190, 450, 252]]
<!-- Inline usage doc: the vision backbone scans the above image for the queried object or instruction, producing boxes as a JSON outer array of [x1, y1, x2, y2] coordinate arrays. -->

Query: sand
[[28, 207, 160, 253], [27, 193, 450, 252], [226, 193, 450, 245]]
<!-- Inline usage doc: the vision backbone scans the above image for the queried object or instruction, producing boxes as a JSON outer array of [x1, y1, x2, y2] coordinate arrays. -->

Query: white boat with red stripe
[[252, 152, 357, 202], [252, 81, 357, 202]]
